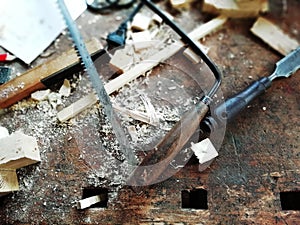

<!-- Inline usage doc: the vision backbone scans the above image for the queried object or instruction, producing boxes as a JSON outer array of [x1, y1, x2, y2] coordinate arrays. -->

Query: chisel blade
[[270, 47, 300, 81]]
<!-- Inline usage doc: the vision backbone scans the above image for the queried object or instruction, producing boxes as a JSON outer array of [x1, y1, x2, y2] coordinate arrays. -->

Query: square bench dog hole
[[82, 187, 109, 208], [181, 188, 208, 209], [280, 191, 300, 210]]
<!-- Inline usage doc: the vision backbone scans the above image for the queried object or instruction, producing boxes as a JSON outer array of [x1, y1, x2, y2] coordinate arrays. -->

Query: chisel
[[202, 46, 300, 132]]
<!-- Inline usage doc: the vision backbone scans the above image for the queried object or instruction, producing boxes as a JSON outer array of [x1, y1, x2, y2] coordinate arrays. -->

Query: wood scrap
[[250, 17, 299, 55], [203, 0, 268, 18], [0, 126, 9, 139], [76, 195, 102, 209], [0, 169, 19, 197], [183, 43, 210, 64], [59, 79, 71, 97], [190, 138, 218, 164], [131, 31, 153, 51], [57, 16, 227, 122], [169, 0, 193, 10], [131, 13, 152, 31], [0, 131, 41, 169], [109, 47, 134, 73], [31, 89, 51, 101]]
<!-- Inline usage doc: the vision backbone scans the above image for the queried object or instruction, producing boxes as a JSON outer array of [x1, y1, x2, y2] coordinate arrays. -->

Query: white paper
[[0, 0, 86, 64]]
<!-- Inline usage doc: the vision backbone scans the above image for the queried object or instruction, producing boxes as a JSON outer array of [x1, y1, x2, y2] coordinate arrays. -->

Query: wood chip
[[250, 17, 299, 55], [31, 89, 51, 101], [191, 138, 218, 164], [59, 79, 71, 97], [131, 13, 152, 31], [203, 0, 268, 18]]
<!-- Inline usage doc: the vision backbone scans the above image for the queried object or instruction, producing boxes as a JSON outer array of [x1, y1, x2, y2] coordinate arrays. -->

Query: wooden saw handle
[[0, 38, 103, 109]]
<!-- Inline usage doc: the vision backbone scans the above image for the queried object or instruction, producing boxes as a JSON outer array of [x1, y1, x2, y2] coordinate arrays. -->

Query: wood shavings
[[140, 94, 159, 125]]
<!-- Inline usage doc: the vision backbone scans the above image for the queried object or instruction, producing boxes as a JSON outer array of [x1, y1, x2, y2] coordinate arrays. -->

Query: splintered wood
[[203, 0, 268, 18], [251, 17, 299, 55]]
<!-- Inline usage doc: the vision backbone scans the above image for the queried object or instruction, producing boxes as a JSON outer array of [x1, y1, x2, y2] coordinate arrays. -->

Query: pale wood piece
[[187, 15, 228, 40], [31, 89, 51, 101], [183, 43, 210, 64], [203, 0, 268, 18], [250, 17, 299, 55], [0, 131, 41, 169], [191, 138, 218, 164], [57, 92, 98, 122], [131, 31, 153, 51], [0, 126, 9, 139], [131, 13, 152, 31], [109, 47, 134, 73], [76, 195, 101, 209], [57, 16, 227, 122], [59, 79, 71, 97], [170, 0, 193, 9], [0, 169, 19, 197]]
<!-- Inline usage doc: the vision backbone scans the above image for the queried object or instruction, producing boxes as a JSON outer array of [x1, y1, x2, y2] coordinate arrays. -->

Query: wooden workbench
[[0, 0, 299, 224]]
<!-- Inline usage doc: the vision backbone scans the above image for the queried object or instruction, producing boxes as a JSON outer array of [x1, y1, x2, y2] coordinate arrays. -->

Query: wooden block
[[109, 47, 133, 73], [76, 195, 101, 209], [191, 138, 218, 164], [0, 131, 41, 169], [0, 169, 19, 197], [131, 31, 153, 51], [131, 13, 152, 31], [251, 17, 299, 55], [203, 0, 268, 18]]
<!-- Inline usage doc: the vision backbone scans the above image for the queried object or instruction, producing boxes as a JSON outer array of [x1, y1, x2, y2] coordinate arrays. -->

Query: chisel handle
[[202, 77, 272, 132]]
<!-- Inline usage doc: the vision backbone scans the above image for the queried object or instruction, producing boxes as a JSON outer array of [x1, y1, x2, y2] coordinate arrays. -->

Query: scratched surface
[[0, 0, 299, 224]]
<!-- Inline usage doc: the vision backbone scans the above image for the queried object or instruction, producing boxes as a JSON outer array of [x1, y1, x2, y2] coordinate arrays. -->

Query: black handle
[[202, 77, 272, 132]]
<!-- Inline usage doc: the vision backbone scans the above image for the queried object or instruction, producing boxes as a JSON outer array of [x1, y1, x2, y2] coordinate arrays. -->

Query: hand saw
[[57, 0, 137, 165]]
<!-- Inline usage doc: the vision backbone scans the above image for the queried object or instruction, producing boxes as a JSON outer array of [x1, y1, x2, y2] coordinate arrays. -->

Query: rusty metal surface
[[0, 0, 299, 224]]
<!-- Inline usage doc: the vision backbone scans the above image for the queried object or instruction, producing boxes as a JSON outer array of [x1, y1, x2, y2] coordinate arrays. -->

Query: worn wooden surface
[[0, 0, 299, 224]]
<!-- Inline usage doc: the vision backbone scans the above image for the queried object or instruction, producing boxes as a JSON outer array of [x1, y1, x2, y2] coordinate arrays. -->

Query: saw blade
[[57, 0, 137, 165]]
